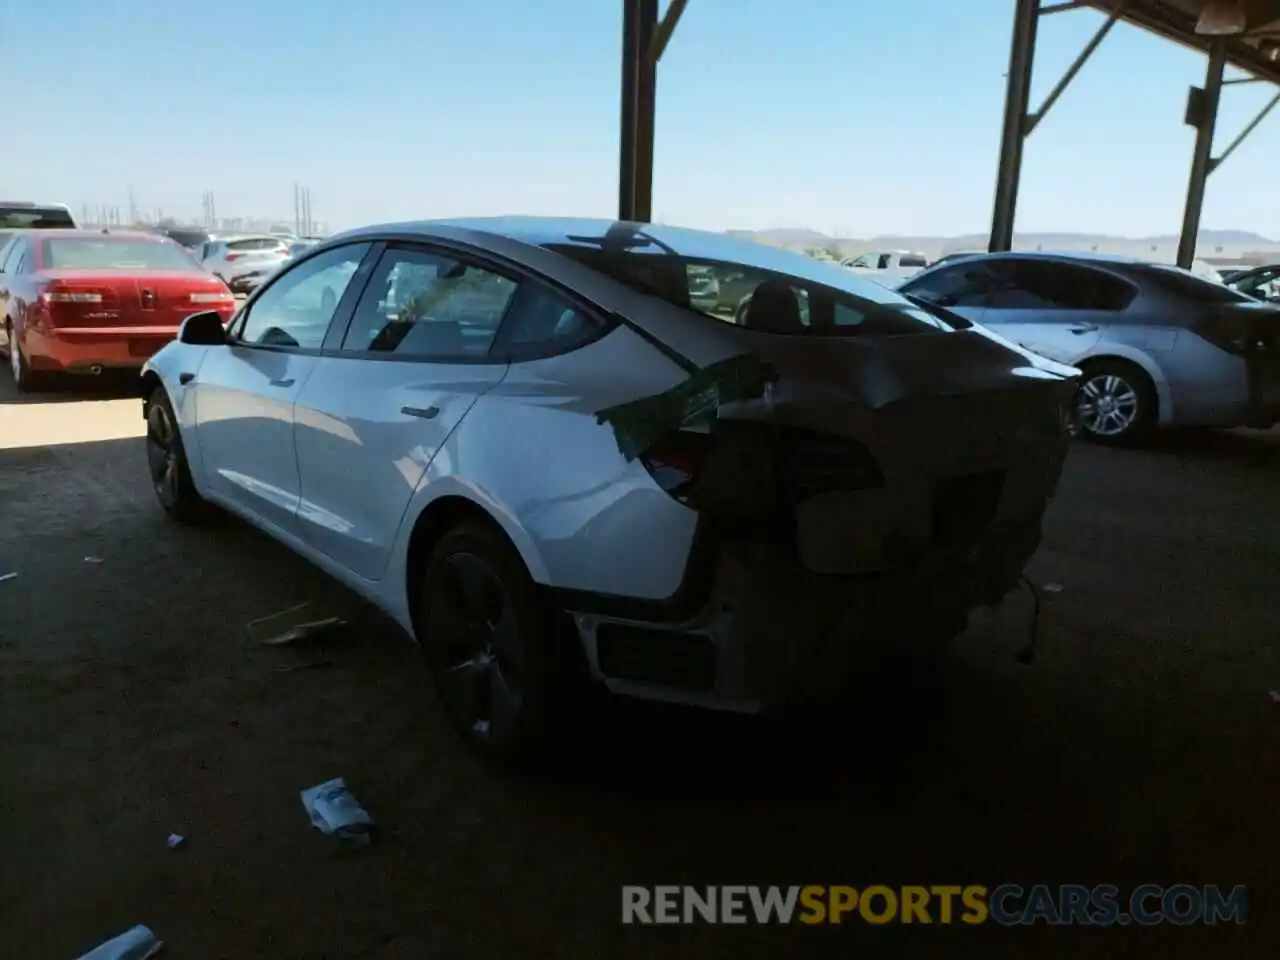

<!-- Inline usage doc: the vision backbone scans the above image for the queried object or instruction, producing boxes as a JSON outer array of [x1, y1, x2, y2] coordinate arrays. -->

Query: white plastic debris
[[1042, 582, 1065, 594], [84, 556, 105, 564], [247, 601, 348, 646], [76, 924, 163, 960], [0, 572, 17, 583], [166, 833, 185, 849], [301, 777, 373, 841]]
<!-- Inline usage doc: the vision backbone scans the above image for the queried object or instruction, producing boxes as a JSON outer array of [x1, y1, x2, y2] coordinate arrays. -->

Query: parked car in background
[[898, 251, 1280, 444], [0, 230, 235, 391], [931, 252, 983, 268], [840, 249, 930, 287], [140, 217, 1078, 762], [0, 201, 78, 251], [158, 226, 217, 255], [1224, 263, 1280, 303], [198, 234, 291, 294]]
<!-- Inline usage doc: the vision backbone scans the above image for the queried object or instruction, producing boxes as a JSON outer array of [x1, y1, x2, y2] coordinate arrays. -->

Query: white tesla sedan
[[141, 218, 1079, 762]]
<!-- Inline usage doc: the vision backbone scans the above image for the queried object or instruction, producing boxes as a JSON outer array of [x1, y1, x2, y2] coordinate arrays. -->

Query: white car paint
[[143, 218, 1078, 714], [840, 250, 930, 288]]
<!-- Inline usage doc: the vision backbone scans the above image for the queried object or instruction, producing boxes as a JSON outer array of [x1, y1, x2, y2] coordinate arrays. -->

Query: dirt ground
[[1, 374, 1278, 959]]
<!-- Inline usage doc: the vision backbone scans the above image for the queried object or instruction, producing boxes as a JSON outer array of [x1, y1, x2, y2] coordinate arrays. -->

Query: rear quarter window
[[1133, 264, 1254, 305]]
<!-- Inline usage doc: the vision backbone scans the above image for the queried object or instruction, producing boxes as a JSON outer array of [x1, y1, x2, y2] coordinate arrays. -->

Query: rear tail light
[[41, 291, 102, 304], [640, 430, 713, 504], [190, 291, 235, 304], [224, 253, 244, 262]]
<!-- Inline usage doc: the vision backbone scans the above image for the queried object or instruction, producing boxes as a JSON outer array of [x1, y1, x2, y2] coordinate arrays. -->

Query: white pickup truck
[[839, 250, 930, 287]]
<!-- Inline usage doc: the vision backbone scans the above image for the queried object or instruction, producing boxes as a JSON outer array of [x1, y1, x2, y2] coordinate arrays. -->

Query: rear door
[[292, 243, 519, 580], [977, 259, 1127, 364], [192, 241, 374, 537]]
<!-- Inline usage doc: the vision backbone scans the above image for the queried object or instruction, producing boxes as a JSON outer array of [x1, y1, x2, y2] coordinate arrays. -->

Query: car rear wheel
[[6, 322, 46, 393], [1074, 360, 1155, 445], [418, 522, 585, 765], [145, 387, 212, 523]]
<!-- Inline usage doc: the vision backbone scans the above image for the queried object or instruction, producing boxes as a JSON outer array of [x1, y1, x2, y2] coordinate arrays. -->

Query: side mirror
[[178, 310, 228, 346]]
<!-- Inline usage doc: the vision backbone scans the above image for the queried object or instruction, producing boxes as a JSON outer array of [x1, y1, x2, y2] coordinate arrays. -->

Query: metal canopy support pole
[[1176, 39, 1226, 269], [618, 0, 658, 223], [1209, 88, 1280, 174], [989, 0, 1039, 252]]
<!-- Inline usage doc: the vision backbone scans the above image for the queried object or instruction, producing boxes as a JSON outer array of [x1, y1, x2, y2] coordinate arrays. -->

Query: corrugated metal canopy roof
[[1086, 0, 1280, 83]]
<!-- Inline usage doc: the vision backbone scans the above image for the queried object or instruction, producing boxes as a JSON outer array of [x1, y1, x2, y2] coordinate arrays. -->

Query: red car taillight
[[224, 252, 244, 262]]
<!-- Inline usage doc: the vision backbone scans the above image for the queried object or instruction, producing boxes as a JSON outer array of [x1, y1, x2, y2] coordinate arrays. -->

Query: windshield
[[42, 237, 198, 271], [0, 205, 75, 230], [541, 225, 950, 337]]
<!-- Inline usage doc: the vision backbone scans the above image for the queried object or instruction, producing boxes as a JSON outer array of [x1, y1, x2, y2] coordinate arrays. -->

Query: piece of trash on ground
[[301, 777, 374, 842], [275, 660, 336, 673], [246, 601, 348, 646], [84, 555, 105, 564], [76, 924, 163, 960], [0, 572, 17, 583], [166, 833, 185, 848], [1042, 582, 1065, 594]]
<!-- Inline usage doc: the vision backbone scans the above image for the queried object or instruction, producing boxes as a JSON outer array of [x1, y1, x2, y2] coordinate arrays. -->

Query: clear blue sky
[[4, 0, 1278, 238]]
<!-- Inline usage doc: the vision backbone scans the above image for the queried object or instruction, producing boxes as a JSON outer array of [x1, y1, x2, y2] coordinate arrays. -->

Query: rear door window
[[340, 246, 519, 358], [987, 260, 1136, 311]]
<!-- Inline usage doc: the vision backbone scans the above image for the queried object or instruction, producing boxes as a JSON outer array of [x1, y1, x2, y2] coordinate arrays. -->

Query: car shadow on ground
[[1136, 426, 1280, 464], [0, 371, 142, 404]]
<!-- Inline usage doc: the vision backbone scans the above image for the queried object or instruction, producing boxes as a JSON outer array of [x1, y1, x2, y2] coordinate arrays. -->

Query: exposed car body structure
[[898, 251, 1280, 442], [140, 218, 1079, 759], [1224, 263, 1280, 303], [0, 230, 235, 390]]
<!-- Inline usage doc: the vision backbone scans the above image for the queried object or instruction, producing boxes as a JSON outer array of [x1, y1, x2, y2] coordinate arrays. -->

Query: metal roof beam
[[1026, 0, 1128, 134], [1208, 86, 1280, 171], [650, 0, 689, 64]]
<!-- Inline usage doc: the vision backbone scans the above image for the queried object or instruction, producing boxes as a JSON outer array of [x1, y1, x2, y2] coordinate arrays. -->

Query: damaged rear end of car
[[547, 226, 1079, 711]]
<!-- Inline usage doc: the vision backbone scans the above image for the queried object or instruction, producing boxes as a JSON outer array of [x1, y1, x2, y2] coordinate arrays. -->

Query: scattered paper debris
[[1042, 582, 1065, 594], [301, 777, 374, 842], [0, 572, 17, 583], [76, 924, 163, 960], [1268, 690, 1280, 704], [84, 555, 105, 564], [247, 602, 348, 646], [166, 833, 185, 849]]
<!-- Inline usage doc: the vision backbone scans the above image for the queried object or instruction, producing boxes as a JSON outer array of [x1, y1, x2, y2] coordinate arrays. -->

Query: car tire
[[1074, 359, 1156, 446], [6, 322, 47, 393], [418, 521, 587, 766], [145, 386, 213, 523]]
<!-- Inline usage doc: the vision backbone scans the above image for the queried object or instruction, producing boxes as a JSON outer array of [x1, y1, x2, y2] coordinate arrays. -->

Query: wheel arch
[[402, 491, 549, 645], [1073, 347, 1171, 424]]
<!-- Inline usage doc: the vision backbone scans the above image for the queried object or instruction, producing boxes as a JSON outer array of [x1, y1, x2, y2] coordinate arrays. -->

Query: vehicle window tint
[[900, 265, 992, 308], [342, 247, 518, 357], [0, 205, 75, 229], [239, 243, 369, 350], [0, 240, 17, 273], [1129, 264, 1252, 305], [985, 261, 1135, 311], [877, 254, 891, 269], [500, 285, 600, 349], [42, 237, 196, 271], [899, 254, 928, 268]]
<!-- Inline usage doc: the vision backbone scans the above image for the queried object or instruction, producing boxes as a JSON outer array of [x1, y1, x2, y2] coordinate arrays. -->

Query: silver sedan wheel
[[1076, 373, 1140, 437]]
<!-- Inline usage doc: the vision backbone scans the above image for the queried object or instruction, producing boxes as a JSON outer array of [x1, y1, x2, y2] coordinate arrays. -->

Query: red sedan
[[0, 229, 236, 391]]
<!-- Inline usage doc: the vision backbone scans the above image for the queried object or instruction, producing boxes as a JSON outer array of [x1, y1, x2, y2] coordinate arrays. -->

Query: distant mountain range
[[725, 228, 1280, 258]]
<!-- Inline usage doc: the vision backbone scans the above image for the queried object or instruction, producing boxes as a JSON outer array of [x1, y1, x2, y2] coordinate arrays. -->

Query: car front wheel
[[145, 387, 212, 522]]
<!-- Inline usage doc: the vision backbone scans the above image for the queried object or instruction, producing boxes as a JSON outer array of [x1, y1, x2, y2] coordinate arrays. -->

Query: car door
[[954, 258, 1118, 363], [192, 241, 374, 538], [897, 261, 994, 325], [292, 244, 519, 580]]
